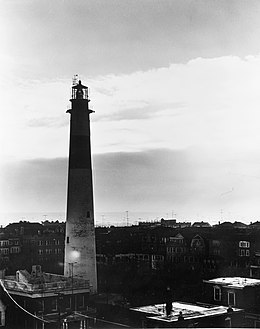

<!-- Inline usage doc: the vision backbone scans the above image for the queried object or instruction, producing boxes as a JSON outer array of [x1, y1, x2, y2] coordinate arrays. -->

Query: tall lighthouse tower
[[64, 79, 97, 294]]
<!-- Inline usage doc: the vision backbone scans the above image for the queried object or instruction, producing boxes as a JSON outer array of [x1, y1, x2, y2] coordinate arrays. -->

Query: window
[[239, 241, 250, 248], [214, 286, 221, 301], [67, 237, 69, 244], [0, 249, 9, 255], [10, 247, 20, 254], [38, 249, 43, 255], [38, 241, 43, 246], [212, 240, 220, 246], [239, 249, 250, 257], [228, 291, 236, 306]]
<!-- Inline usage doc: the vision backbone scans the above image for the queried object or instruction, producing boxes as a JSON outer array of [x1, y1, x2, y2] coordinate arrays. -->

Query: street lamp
[[56, 292, 64, 329]]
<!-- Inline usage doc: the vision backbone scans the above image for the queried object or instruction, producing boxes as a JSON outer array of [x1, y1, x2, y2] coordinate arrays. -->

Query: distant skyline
[[2, 1, 260, 225]]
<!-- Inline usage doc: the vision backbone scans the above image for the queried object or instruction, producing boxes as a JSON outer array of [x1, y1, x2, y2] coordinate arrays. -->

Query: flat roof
[[130, 302, 242, 323], [2, 272, 90, 297], [204, 277, 260, 288]]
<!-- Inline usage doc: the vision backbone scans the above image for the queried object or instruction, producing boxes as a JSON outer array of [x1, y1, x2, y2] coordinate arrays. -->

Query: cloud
[[27, 116, 67, 128], [90, 55, 260, 154], [2, 149, 260, 224], [3, 1, 260, 78], [3, 55, 260, 161], [0, 158, 68, 214], [96, 102, 185, 122]]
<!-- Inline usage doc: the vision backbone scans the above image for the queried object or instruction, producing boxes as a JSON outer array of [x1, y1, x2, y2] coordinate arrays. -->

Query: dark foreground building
[[0, 265, 92, 328], [203, 276, 260, 327], [130, 301, 244, 328]]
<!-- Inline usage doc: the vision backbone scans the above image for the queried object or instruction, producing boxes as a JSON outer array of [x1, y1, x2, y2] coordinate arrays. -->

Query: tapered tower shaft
[[64, 80, 97, 293]]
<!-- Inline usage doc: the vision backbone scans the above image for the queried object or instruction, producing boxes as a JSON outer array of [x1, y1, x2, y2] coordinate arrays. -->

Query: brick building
[[203, 277, 260, 327]]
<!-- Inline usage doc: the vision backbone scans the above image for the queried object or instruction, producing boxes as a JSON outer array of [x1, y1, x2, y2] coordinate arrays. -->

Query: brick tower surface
[[64, 80, 97, 294]]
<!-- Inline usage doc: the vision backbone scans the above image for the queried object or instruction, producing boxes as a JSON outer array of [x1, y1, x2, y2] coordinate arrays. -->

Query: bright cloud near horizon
[[1, 0, 260, 225]]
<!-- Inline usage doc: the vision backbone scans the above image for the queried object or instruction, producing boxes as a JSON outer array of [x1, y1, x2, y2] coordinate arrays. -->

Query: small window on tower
[[67, 237, 69, 244]]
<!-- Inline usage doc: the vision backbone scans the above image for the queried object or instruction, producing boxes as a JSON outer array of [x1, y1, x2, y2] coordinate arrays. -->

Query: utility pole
[[126, 211, 129, 227], [68, 262, 77, 311]]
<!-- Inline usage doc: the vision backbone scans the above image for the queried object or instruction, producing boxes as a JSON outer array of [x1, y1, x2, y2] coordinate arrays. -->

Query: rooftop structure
[[202, 276, 260, 327], [130, 302, 243, 327], [1, 265, 90, 298], [0, 265, 92, 328], [204, 277, 260, 289], [161, 218, 191, 228]]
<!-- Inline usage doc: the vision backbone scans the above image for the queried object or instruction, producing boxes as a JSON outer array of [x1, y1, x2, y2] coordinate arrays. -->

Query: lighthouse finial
[[72, 74, 79, 86]]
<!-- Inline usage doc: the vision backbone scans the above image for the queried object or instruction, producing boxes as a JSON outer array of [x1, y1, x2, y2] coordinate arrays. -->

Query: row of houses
[[1, 220, 260, 327], [1, 219, 260, 281], [0, 221, 65, 274], [95, 223, 260, 280]]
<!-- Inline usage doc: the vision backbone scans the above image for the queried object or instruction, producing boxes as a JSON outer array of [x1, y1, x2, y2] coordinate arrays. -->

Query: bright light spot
[[71, 250, 80, 260]]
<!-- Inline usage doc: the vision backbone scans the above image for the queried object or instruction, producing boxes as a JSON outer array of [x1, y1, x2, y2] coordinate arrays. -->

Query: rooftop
[[204, 277, 260, 288], [1, 266, 89, 296], [130, 302, 242, 323]]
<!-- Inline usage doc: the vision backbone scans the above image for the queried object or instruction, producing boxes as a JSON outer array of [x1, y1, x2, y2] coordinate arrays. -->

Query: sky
[[2, 0, 260, 225]]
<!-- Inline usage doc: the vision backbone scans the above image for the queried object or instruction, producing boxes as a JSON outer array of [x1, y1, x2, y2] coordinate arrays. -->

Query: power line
[[0, 280, 51, 324], [74, 311, 130, 327]]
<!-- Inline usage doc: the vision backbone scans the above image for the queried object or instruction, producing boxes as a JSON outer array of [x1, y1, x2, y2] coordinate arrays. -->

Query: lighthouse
[[64, 79, 97, 294]]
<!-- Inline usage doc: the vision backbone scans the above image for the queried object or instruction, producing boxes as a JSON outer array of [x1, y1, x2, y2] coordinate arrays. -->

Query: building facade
[[203, 277, 260, 327]]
